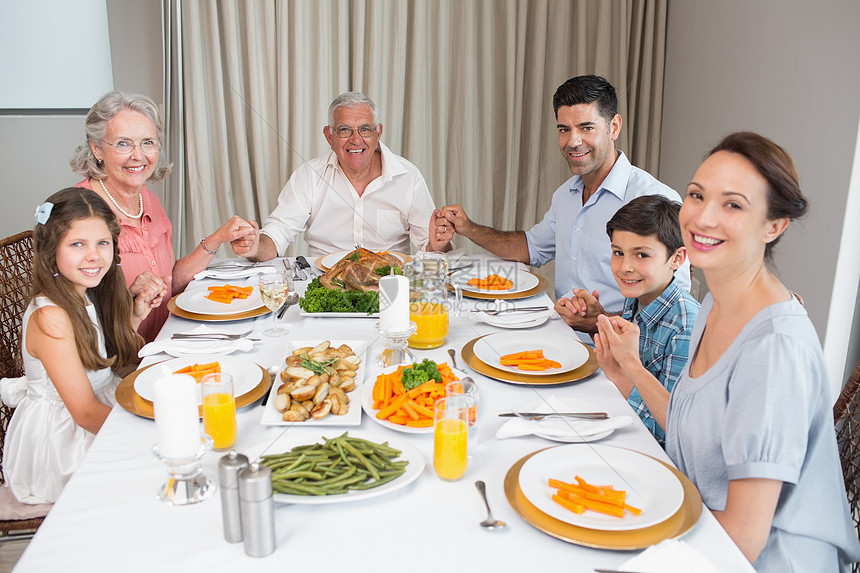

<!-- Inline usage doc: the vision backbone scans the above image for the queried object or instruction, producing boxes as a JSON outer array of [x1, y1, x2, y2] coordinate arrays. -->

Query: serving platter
[[243, 431, 425, 505], [315, 250, 413, 272], [259, 339, 367, 426], [504, 447, 702, 549], [462, 335, 597, 385]]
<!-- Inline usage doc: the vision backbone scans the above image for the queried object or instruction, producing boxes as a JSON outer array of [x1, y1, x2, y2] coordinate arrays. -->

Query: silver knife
[[295, 255, 317, 276], [498, 412, 608, 420]]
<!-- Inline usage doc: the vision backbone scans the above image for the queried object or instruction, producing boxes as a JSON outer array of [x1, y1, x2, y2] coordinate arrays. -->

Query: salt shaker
[[238, 462, 275, 557], [218, 451, 248, 543]]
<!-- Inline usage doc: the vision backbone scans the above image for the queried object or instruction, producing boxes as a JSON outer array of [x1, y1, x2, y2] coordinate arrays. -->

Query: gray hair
[[69, 91, 173, 182], [327, 92, 381, 127]]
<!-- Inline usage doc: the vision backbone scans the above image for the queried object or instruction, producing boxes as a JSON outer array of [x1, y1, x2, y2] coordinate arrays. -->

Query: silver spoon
[[475, 480, 506, 530], [448, 348, 458, 369]]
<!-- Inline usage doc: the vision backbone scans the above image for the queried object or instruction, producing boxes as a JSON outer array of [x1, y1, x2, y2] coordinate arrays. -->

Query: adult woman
[[71, 91, 254, 342], [665, 132, 859, 571]]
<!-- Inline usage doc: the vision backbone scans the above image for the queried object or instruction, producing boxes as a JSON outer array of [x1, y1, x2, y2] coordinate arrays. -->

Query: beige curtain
[[165, 0, 667, 282]]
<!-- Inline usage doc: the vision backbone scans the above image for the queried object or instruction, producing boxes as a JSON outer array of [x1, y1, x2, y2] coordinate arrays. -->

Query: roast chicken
[[319, 248, 403, 292]]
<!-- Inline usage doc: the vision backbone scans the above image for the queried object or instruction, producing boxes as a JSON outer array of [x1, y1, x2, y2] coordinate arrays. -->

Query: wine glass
[[258, 272, 291, 336]]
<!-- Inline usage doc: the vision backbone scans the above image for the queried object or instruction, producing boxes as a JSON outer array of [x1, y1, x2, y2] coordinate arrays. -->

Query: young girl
[[1, 188, 154, 504]]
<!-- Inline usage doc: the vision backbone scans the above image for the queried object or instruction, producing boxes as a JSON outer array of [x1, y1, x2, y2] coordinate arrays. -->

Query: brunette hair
[[552, 75, 618, 121], [707, 132, 808, 261], [69, 91, 172, 182], [31, 188, 141, 371], [606, 195, 684, 257]]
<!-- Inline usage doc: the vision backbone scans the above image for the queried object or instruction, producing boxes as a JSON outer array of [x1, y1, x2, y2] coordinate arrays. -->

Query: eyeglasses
[[102, 139, 161, 155], [331, 125, 377, 139]]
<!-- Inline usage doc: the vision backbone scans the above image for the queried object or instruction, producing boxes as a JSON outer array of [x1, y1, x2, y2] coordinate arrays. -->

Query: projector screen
[[0, 0, 114, 110]]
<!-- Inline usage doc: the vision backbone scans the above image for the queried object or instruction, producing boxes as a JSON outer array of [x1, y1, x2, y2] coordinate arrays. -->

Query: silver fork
[[171, 329, 252, 341]]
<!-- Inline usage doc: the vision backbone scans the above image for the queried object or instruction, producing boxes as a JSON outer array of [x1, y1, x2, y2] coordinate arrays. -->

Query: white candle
[[153, 374, 201, 459], [379, 274, 409, 333]]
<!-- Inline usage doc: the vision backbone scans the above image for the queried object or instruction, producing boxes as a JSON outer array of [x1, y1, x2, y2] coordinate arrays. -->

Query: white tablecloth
[[13, 258, 754, 573]]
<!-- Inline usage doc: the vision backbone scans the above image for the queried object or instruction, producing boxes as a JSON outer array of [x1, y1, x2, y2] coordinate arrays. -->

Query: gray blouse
[[666, 294, 860, 572]]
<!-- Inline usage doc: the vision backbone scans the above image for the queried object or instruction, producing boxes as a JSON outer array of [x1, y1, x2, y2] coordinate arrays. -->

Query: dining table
[[11, 256, 755, 573]]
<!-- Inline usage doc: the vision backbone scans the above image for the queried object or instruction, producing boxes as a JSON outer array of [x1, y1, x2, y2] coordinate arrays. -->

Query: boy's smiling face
[[610, 230, 686, 307]]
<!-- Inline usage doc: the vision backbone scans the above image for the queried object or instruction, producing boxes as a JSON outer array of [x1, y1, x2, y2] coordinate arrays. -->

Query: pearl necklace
[[97, 179, 143, 220]]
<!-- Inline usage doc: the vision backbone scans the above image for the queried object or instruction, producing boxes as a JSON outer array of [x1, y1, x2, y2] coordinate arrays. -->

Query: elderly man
[[434, 75, 690, 339], [233, 92, 447, 260]]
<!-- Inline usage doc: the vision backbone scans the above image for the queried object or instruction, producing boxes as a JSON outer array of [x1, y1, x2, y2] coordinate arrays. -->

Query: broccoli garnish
[[299, 277, 380, 314], [375, 265, 403, 276], [400, 359, 442, 390]]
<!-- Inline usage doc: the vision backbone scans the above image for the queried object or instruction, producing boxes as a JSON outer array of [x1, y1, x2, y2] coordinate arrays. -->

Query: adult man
[[232, 92, 447, 260], [434, 75, 690, 337]]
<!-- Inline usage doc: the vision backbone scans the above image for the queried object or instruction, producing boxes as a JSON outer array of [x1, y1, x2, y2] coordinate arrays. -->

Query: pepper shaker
[[238, 462, 275, 557], [218, 451, 249, 543]]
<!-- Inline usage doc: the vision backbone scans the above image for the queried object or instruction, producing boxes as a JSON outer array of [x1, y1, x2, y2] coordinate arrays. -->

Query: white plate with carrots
[[518, 444, 684, 531], [472, 332, 588, 376], [133, 354, 263, 405], [361, 362, 464, 435], [175, 284, 264, 316], [451, 267, 539, 294]]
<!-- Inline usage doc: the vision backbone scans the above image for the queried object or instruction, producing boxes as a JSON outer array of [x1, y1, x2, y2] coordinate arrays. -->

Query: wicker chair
[[0, 230, 48, 539], [835, 360, 860, 572]]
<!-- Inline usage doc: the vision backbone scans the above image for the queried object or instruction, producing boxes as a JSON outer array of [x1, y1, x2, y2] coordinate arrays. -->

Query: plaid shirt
[[622, 278, 700, 445]]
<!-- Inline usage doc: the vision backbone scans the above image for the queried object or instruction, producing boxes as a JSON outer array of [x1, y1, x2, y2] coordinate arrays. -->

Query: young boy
[[589, 195, 700, 444]]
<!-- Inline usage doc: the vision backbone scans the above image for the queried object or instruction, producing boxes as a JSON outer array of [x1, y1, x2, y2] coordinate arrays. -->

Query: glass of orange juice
[[406, 253, 455, 349], [433, 396, 469, 481], [446, 379, 479, 458], [408, 301, 449, 349], [201, 373, 237, 451]]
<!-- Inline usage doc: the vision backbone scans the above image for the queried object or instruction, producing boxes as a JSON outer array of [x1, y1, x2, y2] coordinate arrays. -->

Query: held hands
[[129, 271, 167, 325], [428, 209, 455, 251], [437, 204, 473, 237], [594, 314, 641, 374], [554, 288, 606, 334], [229, 219, 260, 258]]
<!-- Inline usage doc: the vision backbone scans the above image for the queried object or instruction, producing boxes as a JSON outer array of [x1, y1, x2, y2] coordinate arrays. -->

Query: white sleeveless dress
[[2, 297, 118, 504]]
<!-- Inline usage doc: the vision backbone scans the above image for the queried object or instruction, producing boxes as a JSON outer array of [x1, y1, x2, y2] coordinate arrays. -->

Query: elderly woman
[[70, 91, 254, 342], [657, 132, 858, 571]]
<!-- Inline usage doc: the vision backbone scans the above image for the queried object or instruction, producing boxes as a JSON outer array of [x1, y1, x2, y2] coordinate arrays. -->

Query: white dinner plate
[[472, 332, 588, 376], [529, 397, 616, 443], [320, 250, 406, 270], [244, 431, 425, 505], [259, 340, 367, 426], [133, 354, 263, 405], [163, 339, 254, 358], [361, 364, 465, 435], [174, 284, 264, 316], [518, 444, 685, 531], [451, 267, 539, 294], [471, 309, 551, 329]]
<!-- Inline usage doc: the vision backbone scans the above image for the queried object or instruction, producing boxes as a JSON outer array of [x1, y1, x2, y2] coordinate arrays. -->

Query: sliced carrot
[[552, 494, 586, 514]]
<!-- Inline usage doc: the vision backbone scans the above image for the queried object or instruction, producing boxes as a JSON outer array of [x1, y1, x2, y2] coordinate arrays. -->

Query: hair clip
[[53, 272, 59, 277], [35, 202, 54, 225]]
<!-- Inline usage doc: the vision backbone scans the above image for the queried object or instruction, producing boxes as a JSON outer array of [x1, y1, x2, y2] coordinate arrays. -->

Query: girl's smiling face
[[680, 151, 788, 274], [56, 217, 114, 297]]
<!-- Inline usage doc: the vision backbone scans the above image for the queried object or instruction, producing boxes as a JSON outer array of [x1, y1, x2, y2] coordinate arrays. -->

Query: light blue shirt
[[525, 151, 691, 310]]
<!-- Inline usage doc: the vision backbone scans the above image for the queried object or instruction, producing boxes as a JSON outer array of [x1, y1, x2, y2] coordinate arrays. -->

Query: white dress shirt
[[260, 142, 434, 257]]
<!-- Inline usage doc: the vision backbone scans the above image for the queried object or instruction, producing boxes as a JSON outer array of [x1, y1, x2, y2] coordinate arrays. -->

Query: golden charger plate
[[462, 335, 598, 385], [314, 250, 414, 272], [504, 447, 703, 549], [166, 295, 270, 321], [449, 271, 549, 300], [115, 362, 272, 419]]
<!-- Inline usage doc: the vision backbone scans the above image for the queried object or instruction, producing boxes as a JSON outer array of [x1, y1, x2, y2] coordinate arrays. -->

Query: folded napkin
[[469, 308, 553, 327], [193, 265, 277, 281], [496, 396, 632, 441], [618, 539, 721, 573], [139, 325, 255, 357]]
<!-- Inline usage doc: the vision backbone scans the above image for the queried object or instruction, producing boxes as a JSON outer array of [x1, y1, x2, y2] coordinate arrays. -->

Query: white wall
[[0, 0, 162, 238], [660, 0, 860, 397]]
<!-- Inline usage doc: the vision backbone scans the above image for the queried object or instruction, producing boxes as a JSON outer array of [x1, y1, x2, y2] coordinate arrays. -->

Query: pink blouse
[[77, 179, 175, 343]]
